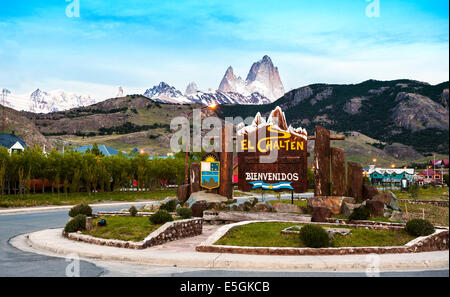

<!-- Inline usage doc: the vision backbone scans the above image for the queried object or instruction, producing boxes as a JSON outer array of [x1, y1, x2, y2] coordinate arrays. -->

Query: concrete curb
[[0, 201, 152, 216], [12, 228, 450, 272]]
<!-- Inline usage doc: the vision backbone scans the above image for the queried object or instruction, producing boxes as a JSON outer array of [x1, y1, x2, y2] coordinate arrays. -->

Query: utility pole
[[2, 89, 11, 134]]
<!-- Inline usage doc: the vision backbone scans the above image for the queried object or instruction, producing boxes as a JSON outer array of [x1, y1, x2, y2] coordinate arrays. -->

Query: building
[[74, 145, 128, 157], [429, 159, 449, 169], [0, 133, 27, 154], [367, 166, 414, 185], [417, 169, 442, 184]]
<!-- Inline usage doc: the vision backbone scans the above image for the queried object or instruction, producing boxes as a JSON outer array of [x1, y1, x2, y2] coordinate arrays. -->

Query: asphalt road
[[0, 206, 448, 277]]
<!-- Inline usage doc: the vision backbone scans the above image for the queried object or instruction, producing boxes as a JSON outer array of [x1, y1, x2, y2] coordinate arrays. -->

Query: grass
[[268, 199, 308, 208], [330, 214, 401, 223], [0, 189, 176, 208], [82, 216, 162, 242], [391, 186, 449, 201], [214, 222, 416, 248], [400, 202, 449, 226]]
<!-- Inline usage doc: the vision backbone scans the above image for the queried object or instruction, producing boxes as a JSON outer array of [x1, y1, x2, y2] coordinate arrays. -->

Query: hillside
[[1, 105, 53, 149], [218, 79, 449, 155]]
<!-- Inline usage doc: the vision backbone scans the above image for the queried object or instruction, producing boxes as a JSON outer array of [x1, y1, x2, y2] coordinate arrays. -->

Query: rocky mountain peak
[[185, 82, 199, 95], [218, 55, 285, 101]]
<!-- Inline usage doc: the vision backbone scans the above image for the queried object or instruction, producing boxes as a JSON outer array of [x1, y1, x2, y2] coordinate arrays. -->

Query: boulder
[[389, 210, 404, 222], [362, 184, 379, 201], [142, 201, 161, 211], [372, 192, 393, 205], [273, 203, 303, 213], [365, 200, 384, 217], [191, 201, 208, 217], [341, 202, 361, 217], [177, 184, 191, 203], [388, 191, 401, 211], [307, 196, 355, 215], [253, 202, 273, 212], [311, 207, 332, 222]]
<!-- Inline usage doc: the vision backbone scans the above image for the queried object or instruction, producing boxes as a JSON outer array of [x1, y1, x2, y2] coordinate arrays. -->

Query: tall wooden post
[[190, 162, 201, 194], [331, 147, 346, 196], [314, 126, 330, 196], [347, 162, 363, 201], [219, 125, 233, 199]]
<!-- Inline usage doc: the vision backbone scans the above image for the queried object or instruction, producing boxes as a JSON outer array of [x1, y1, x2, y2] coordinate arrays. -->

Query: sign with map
[[201, 154, 220, 189], [237, 107, 308, 193]]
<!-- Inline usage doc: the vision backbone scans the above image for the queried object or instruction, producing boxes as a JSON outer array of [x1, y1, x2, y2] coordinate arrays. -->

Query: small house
[[0, 133, 27, 154]]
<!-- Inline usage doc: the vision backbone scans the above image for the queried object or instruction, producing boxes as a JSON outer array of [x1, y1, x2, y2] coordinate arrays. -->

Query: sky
[[0, 0, 448, 103]]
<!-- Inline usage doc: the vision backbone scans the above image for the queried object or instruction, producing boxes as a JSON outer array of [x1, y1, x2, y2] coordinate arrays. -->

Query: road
[[0, 205, 448, 277]]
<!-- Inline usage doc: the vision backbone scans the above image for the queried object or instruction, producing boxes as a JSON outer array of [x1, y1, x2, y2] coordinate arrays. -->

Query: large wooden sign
[[237, 107, 308, 193]]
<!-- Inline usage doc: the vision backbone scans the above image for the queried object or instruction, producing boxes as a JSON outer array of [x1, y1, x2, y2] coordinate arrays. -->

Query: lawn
[[399, 202, 449, 227], [0, 189, 176, 208], [214, 222, 416, 248], [391, 186, 449, 201], [82, 215, 162, 242], [268, 199, 308, 208]]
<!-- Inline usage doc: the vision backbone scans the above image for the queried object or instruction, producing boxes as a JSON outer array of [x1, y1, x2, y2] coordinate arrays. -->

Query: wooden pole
[[314, 126, 330, 196]]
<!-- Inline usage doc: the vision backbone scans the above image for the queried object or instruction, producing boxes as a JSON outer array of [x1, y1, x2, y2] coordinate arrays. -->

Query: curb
[[0, 201, 152, 216], [13, 228, 450, 272]]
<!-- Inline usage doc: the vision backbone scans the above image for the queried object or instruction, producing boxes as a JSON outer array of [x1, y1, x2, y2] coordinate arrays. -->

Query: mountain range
[[4, 55, 284, 113]]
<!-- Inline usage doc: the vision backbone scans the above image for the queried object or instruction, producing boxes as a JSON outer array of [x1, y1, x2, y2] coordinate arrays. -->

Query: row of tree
[[0, 145, 190, 196]]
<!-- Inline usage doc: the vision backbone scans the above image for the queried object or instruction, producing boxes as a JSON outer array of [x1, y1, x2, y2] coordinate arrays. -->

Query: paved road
[[0, 206, 448, 277]]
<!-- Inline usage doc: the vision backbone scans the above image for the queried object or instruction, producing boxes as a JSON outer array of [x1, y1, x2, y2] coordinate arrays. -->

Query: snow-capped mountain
[[143, 82, 192, 104], [142, 81, 271, 105], [5, 89, 97, 113], [219, 55, 285, 101]]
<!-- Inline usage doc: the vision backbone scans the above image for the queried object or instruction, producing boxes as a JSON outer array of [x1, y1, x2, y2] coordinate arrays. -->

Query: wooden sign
[[237, 107, 308, 193]]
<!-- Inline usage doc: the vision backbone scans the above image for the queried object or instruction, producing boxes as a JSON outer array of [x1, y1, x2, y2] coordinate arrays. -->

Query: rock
[[273, 203, 303, 213], [388, 191, 401, 211], [191, 201, 208, 217], [341, 202, 361, 217], [389, 210, 404, 222], [85, 217, 93, 231], [307, 196, 355, 215], [362, 184, 379, 201], [311, 207, 332, 222], [254, 202, 272, 212], [372, 192, 393, 205], [365, 200, 385, 217], [177, 184, 191, 203], [143, 202, 161, 211]]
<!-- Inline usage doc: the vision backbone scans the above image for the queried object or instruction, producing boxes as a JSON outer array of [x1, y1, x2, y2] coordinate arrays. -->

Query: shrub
[[299, 225, 330, 248], [64, 214, 86, 233], [68, 203, 92, 217], [408, 183, 419, 199], [149, 210, 174, 225], [129, 206, 138, 217], [176, 207, 193, 219], [405, 219, 435, 236], [159, 199, 178, 212], [348, 206, 370, 221], [443, 174, 449, 186]]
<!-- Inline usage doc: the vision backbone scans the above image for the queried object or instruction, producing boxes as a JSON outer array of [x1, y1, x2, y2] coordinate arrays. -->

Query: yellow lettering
[[297, 141, 304, 151], [241, 139, 248, 151]]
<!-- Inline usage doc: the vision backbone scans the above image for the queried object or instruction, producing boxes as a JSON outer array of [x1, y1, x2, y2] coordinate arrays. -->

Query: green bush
[[149, 210, 174, 225], [159, 199, 178, 212], [405, 219, 435, 236], [129, 206, 138, 217], [408, 183, 420, 199], [64, 214, 86, 233], [299, 224, 330, 248], [443, 174, 449, 186], [348, 206, 370, 221], [176, 207, 193, 219], [68, 203, 92, 217]]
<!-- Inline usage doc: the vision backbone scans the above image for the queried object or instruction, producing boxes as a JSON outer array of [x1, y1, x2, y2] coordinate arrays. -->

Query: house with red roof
[[430, 159, 449, 168], [417, 169, 442, 184]]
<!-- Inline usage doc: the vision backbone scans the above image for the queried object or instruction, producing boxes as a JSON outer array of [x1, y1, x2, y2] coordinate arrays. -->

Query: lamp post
[[184, 103, 217, 185]]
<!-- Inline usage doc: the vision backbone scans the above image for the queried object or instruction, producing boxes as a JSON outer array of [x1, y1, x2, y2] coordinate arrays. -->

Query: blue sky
[[1, 0, 448, 102]]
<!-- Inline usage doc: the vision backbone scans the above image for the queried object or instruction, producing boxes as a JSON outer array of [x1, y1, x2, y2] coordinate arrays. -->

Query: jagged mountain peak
[[218, 55, 285, 101]]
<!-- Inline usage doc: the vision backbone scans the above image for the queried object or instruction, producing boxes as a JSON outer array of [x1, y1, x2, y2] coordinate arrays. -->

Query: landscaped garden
[[214, 222, 417, 248], [399, 202, 449, 226]]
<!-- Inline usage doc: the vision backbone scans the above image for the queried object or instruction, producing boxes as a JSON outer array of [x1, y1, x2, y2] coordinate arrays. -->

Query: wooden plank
[[347, 162, 363, 201], [331, 147, 346, 196], [219, 126, 233, 199], [314, 126, 330, 196], [190, 162, 201, 194]]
